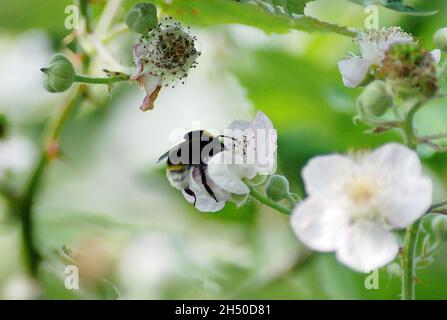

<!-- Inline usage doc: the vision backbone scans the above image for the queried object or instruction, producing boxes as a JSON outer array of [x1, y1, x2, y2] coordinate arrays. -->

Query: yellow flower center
[[346, 178, 375, 204]]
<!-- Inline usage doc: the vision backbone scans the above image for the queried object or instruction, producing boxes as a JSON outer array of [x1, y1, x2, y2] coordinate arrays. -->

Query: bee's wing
[[157, 150, 171, 163], [157, 141, 185, 163]]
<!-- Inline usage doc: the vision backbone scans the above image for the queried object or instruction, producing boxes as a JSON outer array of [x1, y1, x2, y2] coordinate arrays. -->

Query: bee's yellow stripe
[[168, 164, 186, 171]]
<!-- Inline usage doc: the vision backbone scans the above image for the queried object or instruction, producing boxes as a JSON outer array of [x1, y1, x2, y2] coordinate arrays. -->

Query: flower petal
[[336, 220, 399, 273], [338, 57, 371, 88], [380, 176, 432, 229], [363, 143, 422, 176], [131, 43, 146, 80], [182, 189, 225, 213], [207, 151, 257, 194], [252, 112, 277, 175], [136, 73, 162, 111], [182, 167, 228, 213], [228, 120, 250, 132], [251, 111, 274, 131], [302, 154, 356, 195], [291, 196, 350, 252], [431, 49, 441, 64]]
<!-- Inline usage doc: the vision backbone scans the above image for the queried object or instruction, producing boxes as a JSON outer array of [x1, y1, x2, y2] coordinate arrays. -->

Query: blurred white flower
[[131, 20, 200, 111], [207, 111, 277, 195], [0, 31, 60, 123], [338, 27, 414, 88], [1, 275, 41, 300], [291, 143, 432, 272], [118, 234, 189, 299], [0, 136, 35, 179]]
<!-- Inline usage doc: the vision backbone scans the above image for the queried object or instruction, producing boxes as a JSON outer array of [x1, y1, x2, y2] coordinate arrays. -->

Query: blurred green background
[[0, 0, 446, 299]]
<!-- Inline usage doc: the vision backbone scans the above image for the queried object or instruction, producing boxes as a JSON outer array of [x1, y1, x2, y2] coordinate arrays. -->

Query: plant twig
[[19, 87, 83, 276], [248, 185, 293, 215], [400, 101, 423, 300], [429, 199, 447, 212], [74, 74, 129, 85]]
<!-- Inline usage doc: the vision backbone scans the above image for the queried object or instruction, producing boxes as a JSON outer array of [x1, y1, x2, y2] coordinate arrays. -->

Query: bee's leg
[[198, 166, 218, 202], [184, 188, 197, 205]]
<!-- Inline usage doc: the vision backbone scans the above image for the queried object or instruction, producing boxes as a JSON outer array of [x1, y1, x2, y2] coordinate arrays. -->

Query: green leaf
[[237, 0, 314, 15], [348, 0, 437, 16], [144, 0, 355, 36]]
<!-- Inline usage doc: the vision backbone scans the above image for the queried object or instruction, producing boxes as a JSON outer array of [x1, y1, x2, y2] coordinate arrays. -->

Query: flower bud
[[432, 215, 447, 241], [357, 80, 393, 117], [125, 3, 158, 35], [386, 263, 402, 278], [41, 54, 75, 93], [265, 175, 290, 202], [434, 27, 447, 52]]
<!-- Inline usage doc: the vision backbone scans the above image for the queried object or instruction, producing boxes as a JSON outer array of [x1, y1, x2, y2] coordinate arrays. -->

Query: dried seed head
[[381, 43, 438, 98], [134, 18, 200, 88]]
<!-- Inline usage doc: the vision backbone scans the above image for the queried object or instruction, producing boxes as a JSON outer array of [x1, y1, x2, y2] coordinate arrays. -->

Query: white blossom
[[0, 137, 35, 180], [291, 143, 432, 272], [207, 112, 277, 195], [338, 27, 414, 88], [118, 233, 190, 299], [181, 166, 230, 213]]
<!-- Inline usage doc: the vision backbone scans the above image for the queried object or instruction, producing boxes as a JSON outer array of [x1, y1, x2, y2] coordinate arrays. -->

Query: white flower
[[338, 27, 414, 88], [181, 166, 230, 213], [0, 137, 35, 179], [131, 20, 200, 111], [291, 143, 432, 273], [207, 112, 277, 195], [1, 275, 41, 300], [118, 233, 190, 299]]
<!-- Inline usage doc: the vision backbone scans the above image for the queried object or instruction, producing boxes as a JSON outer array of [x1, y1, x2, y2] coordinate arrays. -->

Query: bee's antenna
[[217, 135, 237, 141]]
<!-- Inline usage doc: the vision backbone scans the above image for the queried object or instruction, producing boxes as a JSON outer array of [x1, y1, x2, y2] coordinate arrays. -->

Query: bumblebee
[[158, 130, 226, 203]]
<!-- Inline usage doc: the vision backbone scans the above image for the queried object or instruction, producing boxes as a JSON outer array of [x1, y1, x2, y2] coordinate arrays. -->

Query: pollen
[[346, 178, 375, 204]]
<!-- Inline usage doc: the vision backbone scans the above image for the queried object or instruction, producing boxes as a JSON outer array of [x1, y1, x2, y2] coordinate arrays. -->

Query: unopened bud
[[125, 3, 158, 34], [357, 80, 393, 117], [265, 175, 290, 202], [41, 54, 75, 93], [432, 215, 447, 241], [386, 263, 402, 278], [434, 27, 447, 52]]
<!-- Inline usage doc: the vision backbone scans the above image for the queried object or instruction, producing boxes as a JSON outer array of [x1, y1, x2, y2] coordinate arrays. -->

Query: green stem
[[286, 192, 298, 207], [20, 87, 83, 277], [78, 0, 93, 33], [401, 105, 419, 149], [429, 199, 447, 212], [20, 154, 47, 276], [400, 102, 422, 300], [74, 74, 129, 85], [401, 219, 422, 300], [248, 185, 293, 215]]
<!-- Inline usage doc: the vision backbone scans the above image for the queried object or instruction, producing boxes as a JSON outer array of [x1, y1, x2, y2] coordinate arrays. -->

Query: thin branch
[[248, 185, 293, 215], [429, 199, 447, 212], [74, 74, 130, 85]]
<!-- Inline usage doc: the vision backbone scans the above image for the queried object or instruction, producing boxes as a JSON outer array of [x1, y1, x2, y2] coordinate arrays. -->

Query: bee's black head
[[183, 130, 209, 141]]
